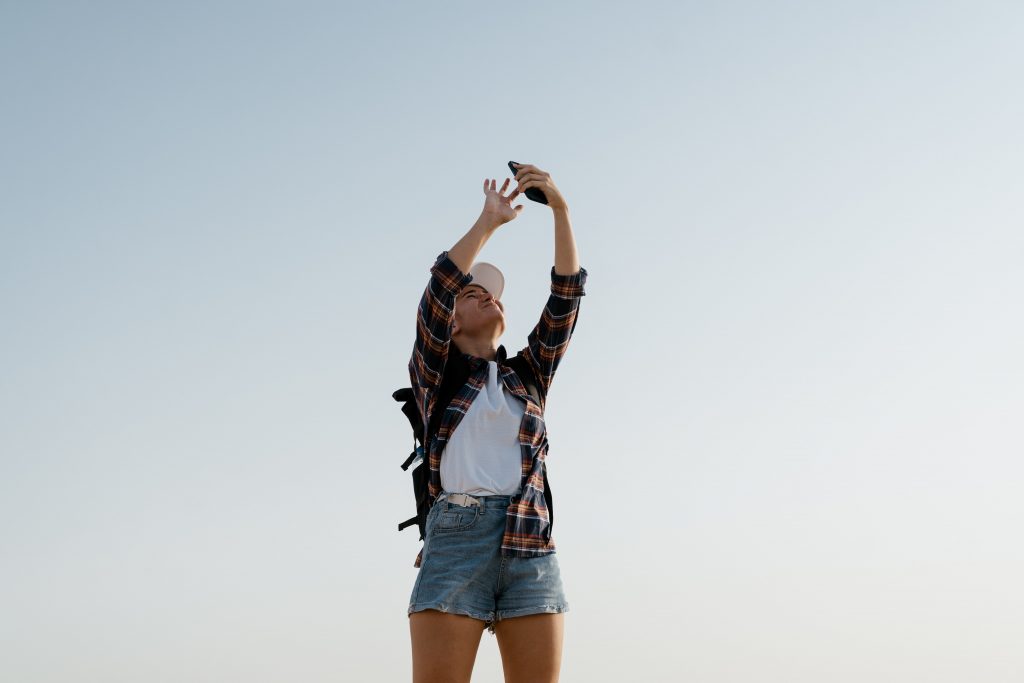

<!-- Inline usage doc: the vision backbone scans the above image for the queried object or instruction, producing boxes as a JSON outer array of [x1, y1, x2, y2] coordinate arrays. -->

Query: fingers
[[518, 178, 548, 192], [512, 164, 548, 180], [514, 174, 548, 196], [484, 171, 546, 201], [484, 178, 510, 193], [499, 179, 518, 200], [515, 172, 545, 185]]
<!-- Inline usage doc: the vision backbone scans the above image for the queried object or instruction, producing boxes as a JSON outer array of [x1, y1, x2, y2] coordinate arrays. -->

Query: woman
[[406, 162, 587, 683]]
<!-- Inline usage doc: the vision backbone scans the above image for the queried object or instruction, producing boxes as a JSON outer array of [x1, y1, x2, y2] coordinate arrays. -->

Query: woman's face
[[453, 284, 505, 337]]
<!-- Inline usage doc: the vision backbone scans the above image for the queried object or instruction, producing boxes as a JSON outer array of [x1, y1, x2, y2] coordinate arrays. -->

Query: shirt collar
[[461, 344, 508, 370]]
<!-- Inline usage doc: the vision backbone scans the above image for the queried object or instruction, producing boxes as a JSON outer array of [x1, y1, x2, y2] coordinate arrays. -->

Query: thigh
[[409, 609, 486, 683], [494, 612, 565, 683]]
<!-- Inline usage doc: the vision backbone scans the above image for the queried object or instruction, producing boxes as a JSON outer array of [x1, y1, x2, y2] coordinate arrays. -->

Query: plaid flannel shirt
[[408, 250, 587, 568]]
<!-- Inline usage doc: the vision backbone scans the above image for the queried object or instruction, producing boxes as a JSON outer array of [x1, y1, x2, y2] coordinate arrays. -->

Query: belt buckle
[[448, 492, 479, 508]]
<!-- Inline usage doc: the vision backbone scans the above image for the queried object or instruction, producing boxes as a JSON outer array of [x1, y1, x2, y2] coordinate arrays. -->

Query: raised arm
[[521, 262, 587, 403], [511, 163, 588, 401], [407, 178, 523, 417]]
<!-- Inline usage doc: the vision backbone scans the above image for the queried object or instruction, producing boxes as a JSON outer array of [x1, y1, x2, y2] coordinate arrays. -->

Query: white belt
[[443, 492, 481, 508]]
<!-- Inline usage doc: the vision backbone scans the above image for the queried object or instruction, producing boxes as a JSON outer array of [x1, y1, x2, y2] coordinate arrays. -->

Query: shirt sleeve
[[408, 251, 474, 425], [520, 265, 588, 402]]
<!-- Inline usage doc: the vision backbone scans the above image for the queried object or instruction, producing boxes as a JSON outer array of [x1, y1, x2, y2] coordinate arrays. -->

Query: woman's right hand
[[480, 177, 524, 227]]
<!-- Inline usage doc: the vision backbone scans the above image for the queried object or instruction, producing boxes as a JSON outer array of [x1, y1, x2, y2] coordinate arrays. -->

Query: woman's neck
[[452, 335, 498, 361]]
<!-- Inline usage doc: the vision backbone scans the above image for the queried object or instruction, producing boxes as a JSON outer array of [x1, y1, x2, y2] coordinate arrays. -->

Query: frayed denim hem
[[488, 604, 569, 634], [408, 601, 498, 634]]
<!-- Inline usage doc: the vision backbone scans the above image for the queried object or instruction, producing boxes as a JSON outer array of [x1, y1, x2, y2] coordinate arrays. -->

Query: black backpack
[[394, 350, 553, 545]]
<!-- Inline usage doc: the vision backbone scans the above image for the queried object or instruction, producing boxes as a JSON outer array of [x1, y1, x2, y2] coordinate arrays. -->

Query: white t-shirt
[[440, 360, 525, 496]]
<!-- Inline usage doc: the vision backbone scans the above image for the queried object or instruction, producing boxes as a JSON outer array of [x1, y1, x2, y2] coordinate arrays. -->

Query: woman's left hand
[[511, 163, 569, 211]]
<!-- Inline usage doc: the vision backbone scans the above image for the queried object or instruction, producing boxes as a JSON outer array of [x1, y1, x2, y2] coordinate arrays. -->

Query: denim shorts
[[407, 490, 569, 635]]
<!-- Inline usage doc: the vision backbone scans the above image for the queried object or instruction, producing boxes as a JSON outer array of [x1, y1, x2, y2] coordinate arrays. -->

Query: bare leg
[[493, 612, 564, 683], [409, 609, 487, 683]]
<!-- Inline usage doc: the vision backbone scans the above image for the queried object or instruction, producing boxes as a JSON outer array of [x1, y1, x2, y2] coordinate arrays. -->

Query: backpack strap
[[504, 352, 543, 407], [392, 388, 420, 430]]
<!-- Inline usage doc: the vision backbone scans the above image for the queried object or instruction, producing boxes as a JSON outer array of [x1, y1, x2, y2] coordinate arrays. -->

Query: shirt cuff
[[430, 250, 474, 295], [550, 265, 587, 299]]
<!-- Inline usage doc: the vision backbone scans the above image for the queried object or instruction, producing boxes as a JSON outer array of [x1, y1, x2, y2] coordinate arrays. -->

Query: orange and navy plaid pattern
[[408, 250, 587, 568]]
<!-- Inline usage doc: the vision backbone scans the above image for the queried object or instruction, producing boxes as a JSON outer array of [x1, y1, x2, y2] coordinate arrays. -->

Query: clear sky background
[[2, 1, 1022, 681]]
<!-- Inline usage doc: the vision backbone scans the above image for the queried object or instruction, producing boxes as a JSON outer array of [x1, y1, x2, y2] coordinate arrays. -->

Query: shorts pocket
[[433, 503, 480, 534]]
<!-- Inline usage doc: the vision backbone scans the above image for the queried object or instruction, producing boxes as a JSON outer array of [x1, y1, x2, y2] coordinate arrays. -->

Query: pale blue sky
[[2, 1, 1022, 681]]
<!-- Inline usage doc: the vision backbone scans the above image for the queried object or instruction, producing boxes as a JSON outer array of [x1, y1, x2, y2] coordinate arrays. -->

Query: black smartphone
[[508, 160, 548, 205]]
